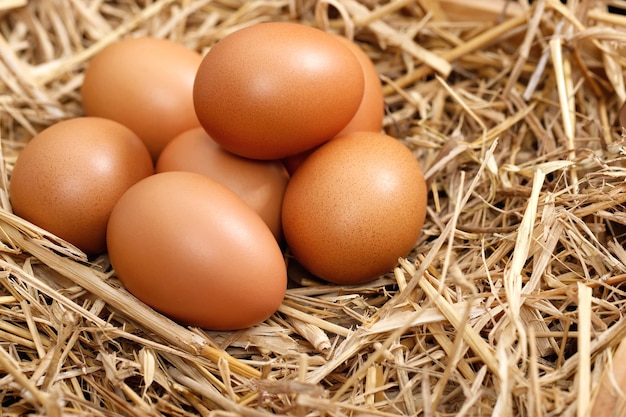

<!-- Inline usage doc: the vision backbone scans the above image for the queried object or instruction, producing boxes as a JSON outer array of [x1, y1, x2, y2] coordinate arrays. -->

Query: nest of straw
[[2, 0, 626, 415]]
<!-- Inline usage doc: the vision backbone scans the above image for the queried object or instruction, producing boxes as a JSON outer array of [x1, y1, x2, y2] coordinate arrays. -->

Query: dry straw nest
[[2, 0, 626, 415]]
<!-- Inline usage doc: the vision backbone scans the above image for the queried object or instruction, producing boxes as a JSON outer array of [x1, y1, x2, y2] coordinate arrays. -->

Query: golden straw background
[[1, 0, 626, 415]]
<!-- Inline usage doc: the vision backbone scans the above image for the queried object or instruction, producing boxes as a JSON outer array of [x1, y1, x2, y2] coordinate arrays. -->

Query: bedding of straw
[[2, 0, 626, 415]]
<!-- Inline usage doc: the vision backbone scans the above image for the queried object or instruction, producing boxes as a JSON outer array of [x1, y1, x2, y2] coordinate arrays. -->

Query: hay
[[1, 0, 626, 415]]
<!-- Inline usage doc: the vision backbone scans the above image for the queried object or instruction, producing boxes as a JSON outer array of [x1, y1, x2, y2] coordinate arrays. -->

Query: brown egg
[[282, 132, 427, 285], [106, 171, 287, 330], [193, 22, 365, 160], [156, 128, 289, 239], [333, 35, 385, 136], [81, 36, 202, 160], [9, 117, 154, 254]]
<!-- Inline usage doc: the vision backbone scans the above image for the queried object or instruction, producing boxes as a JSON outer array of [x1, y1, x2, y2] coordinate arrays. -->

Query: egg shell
[[81, 36, 202, 160], [9, 117, 154, 254], [193, 22, 365, 160], [282, 36, 384, 175], [106, 171, 287, 330], [333, 35, 385, 136], [156, 128, 289, 240], [281, 131, 427, 285]]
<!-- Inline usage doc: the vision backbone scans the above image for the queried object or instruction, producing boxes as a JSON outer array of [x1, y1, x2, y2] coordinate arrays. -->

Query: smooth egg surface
[[9, 117, 154, 254], [106, 171, 287, 330], [282, 36, 384, 175], [156, 128, 289, 239], [282, 132, 427, 285], [81, 36, 202, 160], [193, 22, 365, 160], [333, 35, 385, 136]]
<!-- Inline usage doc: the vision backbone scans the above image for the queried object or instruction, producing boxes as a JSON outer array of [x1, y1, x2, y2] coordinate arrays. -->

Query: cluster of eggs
[[9, 22, 427, 330]]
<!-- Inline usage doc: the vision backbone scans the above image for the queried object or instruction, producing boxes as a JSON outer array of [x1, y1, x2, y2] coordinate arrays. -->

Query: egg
[[81, 36, 203, 160], [193, 22, 365, 160], [333, 35, 385, 136], [156, 128, 289, 239], [106, 171, 287, 330], [281, 131, 427, 285], [9, 117, 154, 254]]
